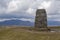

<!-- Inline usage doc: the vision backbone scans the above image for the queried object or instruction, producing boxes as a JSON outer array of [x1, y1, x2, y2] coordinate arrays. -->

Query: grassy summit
[[0, 26, 60, 40]]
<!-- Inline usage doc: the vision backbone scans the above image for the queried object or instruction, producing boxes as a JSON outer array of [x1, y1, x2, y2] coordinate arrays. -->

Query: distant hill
[[48, 21, 60, 26], [0, 20, 60, 26], [0, 20, 34, 26]]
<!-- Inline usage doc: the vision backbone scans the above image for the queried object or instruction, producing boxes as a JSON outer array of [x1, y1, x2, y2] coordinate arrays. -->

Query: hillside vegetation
[[0, 26, 60, 40]]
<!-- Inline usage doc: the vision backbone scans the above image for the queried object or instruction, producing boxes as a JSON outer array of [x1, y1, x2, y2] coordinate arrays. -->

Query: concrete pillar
[[35, 9, 48, 29]]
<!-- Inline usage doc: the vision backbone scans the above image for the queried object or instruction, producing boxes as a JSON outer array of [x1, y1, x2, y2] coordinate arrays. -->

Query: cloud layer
[[0, 0, 60, 22]]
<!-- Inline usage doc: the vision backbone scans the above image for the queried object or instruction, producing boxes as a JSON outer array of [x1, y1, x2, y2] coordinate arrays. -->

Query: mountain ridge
[[0, 20, 60, 26], [0, 20, 34, 26]]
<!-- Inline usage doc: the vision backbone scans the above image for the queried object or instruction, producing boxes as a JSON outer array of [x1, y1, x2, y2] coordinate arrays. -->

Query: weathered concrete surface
[[35, 9, 48, 31]]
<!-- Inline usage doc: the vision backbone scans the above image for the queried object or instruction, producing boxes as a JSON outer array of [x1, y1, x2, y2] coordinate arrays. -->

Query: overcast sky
[[0, 0, 60, 22]]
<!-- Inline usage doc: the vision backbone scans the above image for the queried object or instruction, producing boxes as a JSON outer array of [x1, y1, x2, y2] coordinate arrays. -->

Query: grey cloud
[[48, 0, 60, 14], [46, 0, 60, 21], [0, 0, 10, 7], [0, 0, 60, 21], [0, 11, 34, 19]]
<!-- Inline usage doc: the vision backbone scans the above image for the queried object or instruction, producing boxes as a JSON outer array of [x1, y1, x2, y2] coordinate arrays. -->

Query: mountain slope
[[48, 21, 60, 26], [0, 20, 60, 26], [0, 20, 34, 26]]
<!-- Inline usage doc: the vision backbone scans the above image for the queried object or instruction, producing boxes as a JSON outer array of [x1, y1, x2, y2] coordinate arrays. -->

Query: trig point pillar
[[35, 9, 48, 31]]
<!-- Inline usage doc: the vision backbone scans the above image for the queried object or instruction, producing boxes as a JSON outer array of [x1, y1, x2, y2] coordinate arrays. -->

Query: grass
[[48, 26, 60, 29], [0, 26, 60, 40]]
